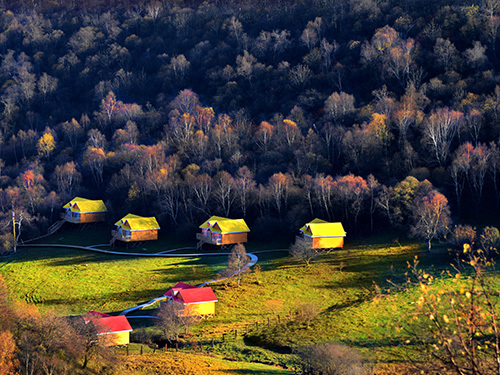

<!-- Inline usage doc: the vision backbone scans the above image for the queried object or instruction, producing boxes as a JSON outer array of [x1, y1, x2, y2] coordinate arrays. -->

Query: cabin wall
[[221, 232, 247, 245], [100, 332, 130, 346], [312, 237, 344, 249], [80, 212, 106, 223], [130, 229, 158, 241], [183, 302, 216, 316]]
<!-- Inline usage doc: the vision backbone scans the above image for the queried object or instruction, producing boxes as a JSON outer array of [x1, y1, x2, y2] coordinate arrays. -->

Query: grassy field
[[120, 346, 293, 374], [0, 227, 486, 373]]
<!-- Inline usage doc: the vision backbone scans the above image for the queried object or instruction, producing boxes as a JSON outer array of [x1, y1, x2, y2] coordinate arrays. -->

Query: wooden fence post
[[222, 333, 226, 342], [278, 315, 281, 323], [234, 330, 237, 339], [246, 325, 248, 335], [268, 317, 270, 328], [140, 345, 143, 355], [212, 337, 215, 347], [126, 345, 129, 356]]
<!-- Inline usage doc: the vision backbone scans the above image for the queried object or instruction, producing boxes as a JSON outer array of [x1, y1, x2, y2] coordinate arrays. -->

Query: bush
[[296, 342, 370, 375]]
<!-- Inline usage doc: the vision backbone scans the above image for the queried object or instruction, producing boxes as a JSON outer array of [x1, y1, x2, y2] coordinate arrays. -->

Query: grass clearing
[[0, 247, 227, 315], [120, 348, 293, 374], [3, 228, 497, 373]]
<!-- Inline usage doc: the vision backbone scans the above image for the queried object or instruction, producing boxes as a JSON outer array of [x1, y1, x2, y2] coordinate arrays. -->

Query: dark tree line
[[1, 0, 500, 247]]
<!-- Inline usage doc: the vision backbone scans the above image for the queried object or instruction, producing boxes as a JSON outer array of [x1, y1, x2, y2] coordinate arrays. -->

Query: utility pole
[[12, 211, 16, 252]]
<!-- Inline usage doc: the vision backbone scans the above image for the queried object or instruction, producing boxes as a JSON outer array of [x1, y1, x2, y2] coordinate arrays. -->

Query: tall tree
[[224, 243, 251, 287], [410, 190, 451, 251], [423, 107, 464, 167]]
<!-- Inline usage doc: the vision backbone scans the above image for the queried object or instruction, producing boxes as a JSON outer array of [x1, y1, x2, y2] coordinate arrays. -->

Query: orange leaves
[[371, 25, 399, 53], [20, 170, 35, 190], [255, 121, 275, 152], [421, 190, 449, 211], [268, 171, 291, 189], [332, 173, 369, 195], [410, 189, 451, 251], [194, 105, 215, 132], [0, 331, 18, 375]]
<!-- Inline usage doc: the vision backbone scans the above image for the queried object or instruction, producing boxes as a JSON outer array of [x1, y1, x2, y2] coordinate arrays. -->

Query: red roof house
[[164, 282, 218, 317], [83, 311, 133, 346]]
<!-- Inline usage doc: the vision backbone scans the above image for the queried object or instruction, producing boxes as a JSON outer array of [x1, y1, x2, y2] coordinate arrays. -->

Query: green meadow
[[1, 226, 492, 370]]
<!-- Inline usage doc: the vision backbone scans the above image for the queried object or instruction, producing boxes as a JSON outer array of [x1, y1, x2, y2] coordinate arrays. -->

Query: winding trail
[[18, 243, 280, 316]]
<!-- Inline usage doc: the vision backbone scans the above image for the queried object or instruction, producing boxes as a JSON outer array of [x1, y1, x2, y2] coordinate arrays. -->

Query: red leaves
[[21, 170, 35, 190]]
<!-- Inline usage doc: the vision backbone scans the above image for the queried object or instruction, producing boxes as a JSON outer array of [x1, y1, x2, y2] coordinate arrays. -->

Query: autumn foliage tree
[[410, 190, 452, 251], [401, 251, 500, 375]]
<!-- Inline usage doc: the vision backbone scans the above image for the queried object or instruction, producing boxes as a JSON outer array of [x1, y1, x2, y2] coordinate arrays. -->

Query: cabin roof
[[63, 197, 107, 213], [115, 214, 160, 231], [199, 216, 249, 234], [164, 282, 218, 304], [164, 282, 197, 297], [83, 311, 132, 334], [299, 219, 346, 238]]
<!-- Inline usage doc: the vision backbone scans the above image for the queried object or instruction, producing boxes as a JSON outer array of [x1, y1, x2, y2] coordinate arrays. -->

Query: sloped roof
[[63, 197, 107, 213], [83, 311, 132, 334], [164, 282, 218, 304], [164, 282, 197, 297], [115, 214, 160, 231], [199, 216, 250, 234], [179, 288, 218, 304], [299, 219, 346, 238]]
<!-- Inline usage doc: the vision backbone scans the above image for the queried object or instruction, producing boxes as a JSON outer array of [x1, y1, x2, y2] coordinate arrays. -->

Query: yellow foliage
[[37, 132, 56, 158]]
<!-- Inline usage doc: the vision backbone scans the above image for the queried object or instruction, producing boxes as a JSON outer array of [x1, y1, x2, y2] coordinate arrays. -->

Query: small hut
[[196, 216, 250, 250], [298, 218, 346, 249], [62, 197, 107, 224], [83, 311, 133, 346], [111, 214, 160, 244], [164, 282, 218, 317]]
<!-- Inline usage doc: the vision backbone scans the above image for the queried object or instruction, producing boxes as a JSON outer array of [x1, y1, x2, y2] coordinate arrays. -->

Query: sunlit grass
[[3, 227, 495, 371]]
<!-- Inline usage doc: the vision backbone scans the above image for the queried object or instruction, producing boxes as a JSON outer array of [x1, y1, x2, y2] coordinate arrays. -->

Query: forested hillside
[[1, 0, 499, 247]]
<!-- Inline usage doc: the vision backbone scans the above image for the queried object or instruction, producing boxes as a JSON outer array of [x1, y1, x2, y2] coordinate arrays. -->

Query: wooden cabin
[[197, 216, 250, 249], [164, 282, 218, 317], [62, 197, 107, 224], [298, 218, 346, 249], [111, 214, 160, 244], [83, 311, 133, 346]]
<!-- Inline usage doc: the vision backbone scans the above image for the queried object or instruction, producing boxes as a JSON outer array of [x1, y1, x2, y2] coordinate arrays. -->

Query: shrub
[[296, 342, 370, 375]]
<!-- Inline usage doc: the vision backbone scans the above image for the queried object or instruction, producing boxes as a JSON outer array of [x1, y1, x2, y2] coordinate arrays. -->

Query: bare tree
[[410, 190, 451, 251], [290, 237, 319, 267], [295, 303, 320, 328], [37, 73, 58, 101], [156, 302, 196, 341], [297, 342, 370, 375], [223, 243, 250, 287], [324, 91, 355, 124], [169, 54, 190, 81], [423, 108, 464, 167], [401, 253, 500, 375]]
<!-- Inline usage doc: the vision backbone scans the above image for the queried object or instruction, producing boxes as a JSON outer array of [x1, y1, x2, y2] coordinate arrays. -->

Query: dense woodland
[[1, 0, 500, 248]]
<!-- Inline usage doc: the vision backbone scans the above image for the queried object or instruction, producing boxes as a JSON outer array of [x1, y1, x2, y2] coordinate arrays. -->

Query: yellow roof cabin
[[299, 218, 346, 238], [199, 216, 250, 234], [63, 197, 107, 213], [115, 214, 160, 231]]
